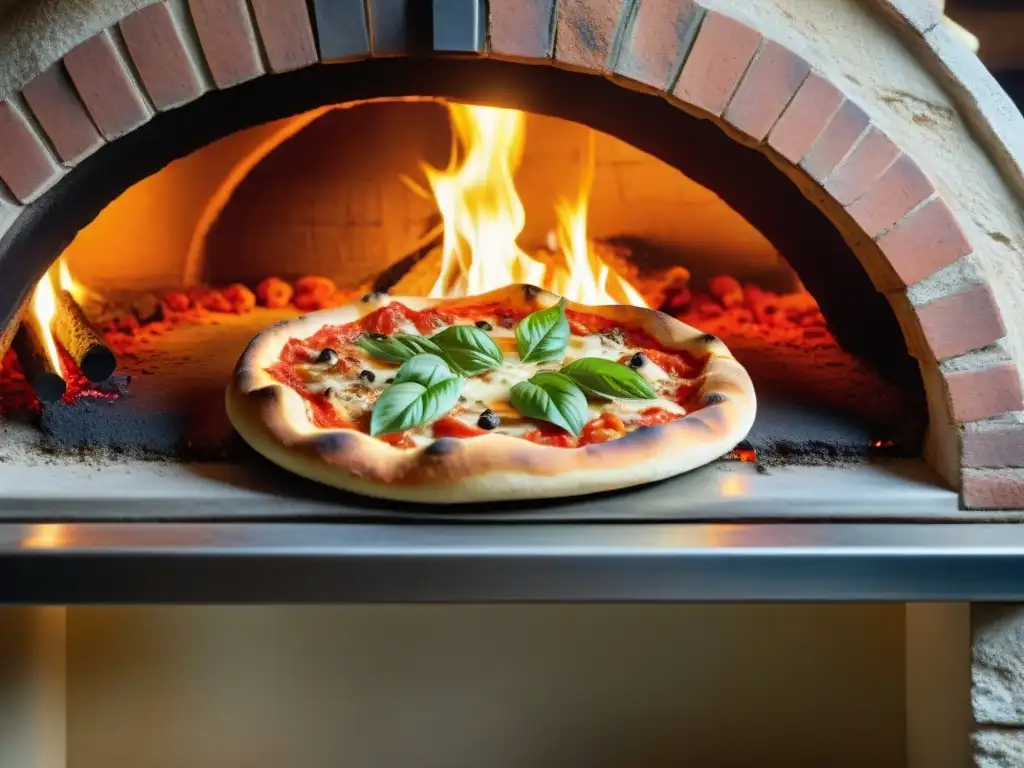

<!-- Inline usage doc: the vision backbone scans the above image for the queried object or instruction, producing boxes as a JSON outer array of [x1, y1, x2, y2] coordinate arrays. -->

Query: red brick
[[915, 282, 1006, 361], [875, 197, 972, 287], [945, 362, 1024, 423], [554, 0, 628, 71], [673, 11, 761, 116], [767, 72, 843, 164], [490, 0, 556, 59], [800, 99, 870, 182], [0, 100, 62, 202], [188, 0, 265, 87], [845, 153, 935, 236], [964, 425, 1024, 468], [823, 125, 900, 205], [250, 0, 318, 72], [63, 30, 152, 139], [723, 39, 809, 141], [21, 64, 103, 164], [962, 470, 1024, 510], [121, 2, 206, 110], [613, 0, 703, 91]]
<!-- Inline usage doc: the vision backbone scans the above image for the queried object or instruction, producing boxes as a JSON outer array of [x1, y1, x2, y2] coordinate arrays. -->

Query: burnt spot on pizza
[[424, 437, 460, 457], [310, 430, 360, 456], [361, 292, 386, 303], [522, 284, 544, 302], [358, 369, 376, 383], [627, 352, 645, 369], [248, 385, 281, 404], [704, 392, 727, 405], [700, 333, 719, 345], [475, 320, 493, 332]]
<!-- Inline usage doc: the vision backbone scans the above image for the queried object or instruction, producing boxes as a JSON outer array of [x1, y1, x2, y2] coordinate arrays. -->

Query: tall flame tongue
[[422, 103, 646, 307], [30, 269, 62, 372]]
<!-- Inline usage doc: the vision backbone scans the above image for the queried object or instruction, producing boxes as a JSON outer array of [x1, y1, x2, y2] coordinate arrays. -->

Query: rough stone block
[[312, 0, 371, 60], [916, 282, 1006, 361], [120, 1, 208, 110], [973, 605, 1024, 723], [823, 125, 901, 205], [250, 0, 319, 71], [964, 422, 1024, 469], [433, 0, 485, 53], [21, 64, 103, 165], [964, 471, 1024, 510], [489, 0, 556, 60], [946, 363, 1024, 424], [0, 100, 62, 203], [800, 98, 870, 182], [767, 71, 843, 164], [876, 197, 972, 287], [723, 39, 809, 141], [188, 0, 265, 87], [973, 729, 1024, 768], [63, 30, 153, 139], [673, 10, 761, 116], [0, 185, 22, 240], [613, 0, 703, 91], [845, 153, 935, 236], [554, 0, 628, 71]]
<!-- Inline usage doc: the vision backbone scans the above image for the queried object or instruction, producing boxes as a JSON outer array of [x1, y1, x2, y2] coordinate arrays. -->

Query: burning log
[[51, 289, 116, 382], [11, 317, 66, 402]]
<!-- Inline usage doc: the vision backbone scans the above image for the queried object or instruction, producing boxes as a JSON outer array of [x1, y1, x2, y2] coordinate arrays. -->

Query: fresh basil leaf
[[392, 354, 456, 388], [370, 376, 465, 436], [509, 372, 588, 437], [560, 357, 657, 400], [356, 333, 442, 364], [430, 325, 504, 376], [515, 298, 570, 364]]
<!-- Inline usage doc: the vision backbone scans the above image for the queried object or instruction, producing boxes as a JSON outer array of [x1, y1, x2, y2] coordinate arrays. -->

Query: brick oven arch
[[0, 0, 1020, 508]]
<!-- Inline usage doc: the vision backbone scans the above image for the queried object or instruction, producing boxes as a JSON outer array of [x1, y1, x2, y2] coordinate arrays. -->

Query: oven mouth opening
[[0, 58, 937, 518]]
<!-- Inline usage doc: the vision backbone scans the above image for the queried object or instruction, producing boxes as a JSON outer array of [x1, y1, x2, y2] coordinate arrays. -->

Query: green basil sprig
[[560, 357, 657, 400], [430, 325, 504, 376], [515, 298, 570, 364], [370, 354, 464, 436], [357, 333, 442, 364], [392, 353, 456, 388], [509, 372, 588, 437]]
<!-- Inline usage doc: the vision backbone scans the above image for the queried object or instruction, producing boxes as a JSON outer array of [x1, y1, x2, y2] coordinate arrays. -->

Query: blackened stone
[[39, 398, 184, 455]]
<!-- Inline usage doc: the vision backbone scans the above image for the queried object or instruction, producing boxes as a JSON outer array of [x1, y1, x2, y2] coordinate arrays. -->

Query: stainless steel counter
[[2, 521, 1024, 603]]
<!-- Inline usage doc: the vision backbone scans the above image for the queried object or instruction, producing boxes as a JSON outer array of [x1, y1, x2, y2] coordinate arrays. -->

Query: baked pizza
[[227, 284, 756, 503]]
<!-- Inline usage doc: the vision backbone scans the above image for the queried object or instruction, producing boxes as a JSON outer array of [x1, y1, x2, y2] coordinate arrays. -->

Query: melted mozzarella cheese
[[299, 311, 689, 441]]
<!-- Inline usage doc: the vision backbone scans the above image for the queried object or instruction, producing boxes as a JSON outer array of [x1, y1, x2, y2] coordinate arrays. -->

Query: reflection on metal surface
[[718, 472, 748, 498], [21, 524, 70, 550]]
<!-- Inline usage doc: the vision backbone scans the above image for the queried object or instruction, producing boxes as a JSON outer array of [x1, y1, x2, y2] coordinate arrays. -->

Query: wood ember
[[52, 289, 117, 382], [11, 317, 66, 403]]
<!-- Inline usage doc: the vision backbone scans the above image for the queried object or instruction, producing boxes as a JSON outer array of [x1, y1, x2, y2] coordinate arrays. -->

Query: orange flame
[[30, 269, 62, 372], [422, 103, 646, 306]]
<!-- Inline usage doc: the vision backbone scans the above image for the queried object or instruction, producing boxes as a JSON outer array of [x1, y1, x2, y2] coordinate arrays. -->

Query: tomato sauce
[[270, 299, 708, 444], [638, 407, 684, 427], [265, 362, 353, 429], [579, 412, 628, 446], [523, 425, 578, 448], [432, 416, 488, 439]]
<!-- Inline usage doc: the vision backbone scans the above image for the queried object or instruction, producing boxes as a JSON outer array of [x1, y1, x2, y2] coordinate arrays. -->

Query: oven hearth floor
[[0, 444, 963, 521]]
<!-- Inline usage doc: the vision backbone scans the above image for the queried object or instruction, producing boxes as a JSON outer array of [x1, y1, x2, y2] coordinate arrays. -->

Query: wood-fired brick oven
[[0, 0, 1020, 512]]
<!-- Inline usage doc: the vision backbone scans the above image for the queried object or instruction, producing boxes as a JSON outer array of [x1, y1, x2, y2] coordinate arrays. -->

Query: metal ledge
[[4, 522, 1024, 603]]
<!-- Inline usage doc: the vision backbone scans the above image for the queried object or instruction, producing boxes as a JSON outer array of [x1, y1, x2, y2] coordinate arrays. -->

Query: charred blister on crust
[[700, 333, 719, 345], [309, 430, 360, 456], [704, 392, 727, 405], [425, 437, 461, 457]]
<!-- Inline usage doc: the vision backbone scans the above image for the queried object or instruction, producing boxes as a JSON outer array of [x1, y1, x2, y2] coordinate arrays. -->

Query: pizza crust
[[227, 284, 757, 504]]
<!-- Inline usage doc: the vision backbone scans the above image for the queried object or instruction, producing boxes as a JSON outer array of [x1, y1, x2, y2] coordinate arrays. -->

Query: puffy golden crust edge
[[226, 285, 757, 504]]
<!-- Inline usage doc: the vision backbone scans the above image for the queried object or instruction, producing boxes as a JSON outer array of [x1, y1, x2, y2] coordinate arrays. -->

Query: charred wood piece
[[12, 318, 66, 402], [51, 290, 116, 382]]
